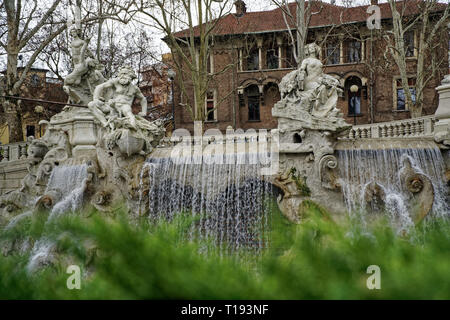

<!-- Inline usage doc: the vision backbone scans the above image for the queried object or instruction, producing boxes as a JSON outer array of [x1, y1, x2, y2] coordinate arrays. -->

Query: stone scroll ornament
[[399, 156, 434, 223], [318, 154, 340, 190]]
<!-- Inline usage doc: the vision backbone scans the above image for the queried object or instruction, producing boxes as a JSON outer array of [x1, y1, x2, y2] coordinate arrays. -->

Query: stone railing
[[161, 131, 274, 146], [0, 141, 29, 163], [343, 115, 436, 140]]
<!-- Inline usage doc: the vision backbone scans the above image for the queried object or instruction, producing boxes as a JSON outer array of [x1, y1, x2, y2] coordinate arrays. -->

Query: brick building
[[170, 0, 449, 132], [0, 67, 66, 144], [139, 53, 175, 133]]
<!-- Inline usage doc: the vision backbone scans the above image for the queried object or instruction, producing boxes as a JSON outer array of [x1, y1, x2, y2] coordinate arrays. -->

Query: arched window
[[246, 85, 260, 121], [344, 76, 362, 116]]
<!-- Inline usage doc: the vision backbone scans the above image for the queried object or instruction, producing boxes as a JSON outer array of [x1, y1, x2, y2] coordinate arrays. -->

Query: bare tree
[[133, 0, 233, 128], [385, 0, 449, 118], [271, 0, 324, 64], [0, 0, 67, 142], [0, 0, 138, 142]]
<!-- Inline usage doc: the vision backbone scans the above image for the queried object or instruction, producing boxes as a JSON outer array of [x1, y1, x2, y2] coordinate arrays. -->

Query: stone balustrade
[[343, 115, 436, 140], [162, 131, 274, 146], [0, 141, 29, 163]]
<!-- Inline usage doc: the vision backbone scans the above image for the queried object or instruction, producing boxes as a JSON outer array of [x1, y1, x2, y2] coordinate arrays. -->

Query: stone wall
[[0, 159, 31, 195]]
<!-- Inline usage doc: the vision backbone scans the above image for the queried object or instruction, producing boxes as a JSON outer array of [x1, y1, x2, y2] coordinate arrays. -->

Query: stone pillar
[[1, 146, 9, 162], [339, 39, 344, 64], [239, 48, 243, 72], [434, 77, 450, 146], [258, 84, 264, 106], [361, 40, 365, 62], [276, 37, 283, 69], [257, 38, 263, 70]]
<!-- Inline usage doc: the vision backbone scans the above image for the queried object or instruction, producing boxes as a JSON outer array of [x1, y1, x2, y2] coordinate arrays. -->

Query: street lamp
[[168, 68, 176, 131], [350, 84, 359, 125]]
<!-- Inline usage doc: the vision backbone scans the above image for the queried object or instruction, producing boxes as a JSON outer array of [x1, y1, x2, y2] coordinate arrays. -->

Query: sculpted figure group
[[63, 27, 165, 154], [277, 43, 342, 119]]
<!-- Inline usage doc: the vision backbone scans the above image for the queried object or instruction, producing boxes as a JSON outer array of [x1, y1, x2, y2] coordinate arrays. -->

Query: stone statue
[[88, 66, 148, 130], [273, 43, 348, 132], [64, 28, 105, 105], [88, 66, 164, 155]]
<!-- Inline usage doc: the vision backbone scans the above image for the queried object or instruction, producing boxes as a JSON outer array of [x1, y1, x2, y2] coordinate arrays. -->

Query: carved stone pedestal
[[435, 81, 450, 146]]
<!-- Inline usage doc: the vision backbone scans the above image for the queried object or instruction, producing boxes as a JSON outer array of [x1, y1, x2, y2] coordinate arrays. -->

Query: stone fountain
[[0, 36, 449, 254], [0, 27, 165, 222]]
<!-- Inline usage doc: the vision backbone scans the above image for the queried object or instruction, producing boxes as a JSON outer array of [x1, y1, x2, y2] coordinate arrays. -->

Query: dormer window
[[31, 74, 40, 87]]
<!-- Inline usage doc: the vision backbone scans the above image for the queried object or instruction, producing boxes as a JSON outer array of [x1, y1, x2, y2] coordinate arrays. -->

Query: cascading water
[[45, 164, 89, 220], [142, 152, 276, 253], [27, 164, 89, 272], [338, 144, 449, 233]]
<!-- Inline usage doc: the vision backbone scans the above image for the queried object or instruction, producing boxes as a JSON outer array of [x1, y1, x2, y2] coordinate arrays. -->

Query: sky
[[0, 0, 429, 74]]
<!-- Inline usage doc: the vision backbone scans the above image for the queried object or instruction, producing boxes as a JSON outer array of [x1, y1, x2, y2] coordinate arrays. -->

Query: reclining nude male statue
[[88, 66, 148, 131]]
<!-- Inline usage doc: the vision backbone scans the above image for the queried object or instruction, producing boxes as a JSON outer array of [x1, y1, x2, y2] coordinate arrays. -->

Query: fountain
[[338, 145, 448, 232], [0, 34, 449, 267]]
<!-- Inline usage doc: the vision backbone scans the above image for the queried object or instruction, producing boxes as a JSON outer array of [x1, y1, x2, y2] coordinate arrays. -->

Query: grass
[[0, 203, 449, 299]]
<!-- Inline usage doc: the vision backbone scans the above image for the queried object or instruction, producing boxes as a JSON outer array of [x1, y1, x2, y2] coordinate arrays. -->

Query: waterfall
[[338, 144, 449, 232], [5, 210, 33, 230], [26, 164, 89, 273], [45, 164, 89, 220], [142, 153, 275, 253]]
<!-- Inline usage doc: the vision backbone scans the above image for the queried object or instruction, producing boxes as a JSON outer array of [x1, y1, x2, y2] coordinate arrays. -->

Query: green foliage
[[0, 205, 449, 299], [289, 167, 311, 196]]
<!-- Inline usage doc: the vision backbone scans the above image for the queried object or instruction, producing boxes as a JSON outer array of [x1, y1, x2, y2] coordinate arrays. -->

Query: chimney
[[234, 1, 247, 17], [370, 0, 378, 5]]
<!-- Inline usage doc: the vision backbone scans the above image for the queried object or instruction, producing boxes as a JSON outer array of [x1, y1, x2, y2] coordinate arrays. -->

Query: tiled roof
[[173, 1, 447, 38]]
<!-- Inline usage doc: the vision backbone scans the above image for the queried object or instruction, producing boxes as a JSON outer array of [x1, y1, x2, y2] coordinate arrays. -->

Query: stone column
[[339, 39, 344, 64], [257, 38, 263, 70], [361, 40, 365, 62], [239, 48, 243, 72], [277, 37, 283, 69], [258, 84, 264, 106], [434, 77, 450, 146], [1, 146, 9, 162]]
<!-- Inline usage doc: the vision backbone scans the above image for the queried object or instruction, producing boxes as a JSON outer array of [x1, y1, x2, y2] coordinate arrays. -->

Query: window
[[345, 40, 361, 63], [26, 125, 35, 138], [266, 49, 279, 69], [31, 74, 40, 87], [205, 90, 216, 121], [404, 31, 415, 57], [247, 48, 259, 71], [246, 85, 260, 121], [395, 78, 416, 110], [326, 41, 340, 65], [286, 45, 296, 68], [345, 76, 362, 116]]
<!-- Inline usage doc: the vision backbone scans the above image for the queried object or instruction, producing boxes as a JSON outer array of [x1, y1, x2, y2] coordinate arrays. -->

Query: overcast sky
[[0, 0, 423, 73]]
